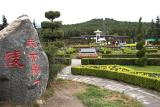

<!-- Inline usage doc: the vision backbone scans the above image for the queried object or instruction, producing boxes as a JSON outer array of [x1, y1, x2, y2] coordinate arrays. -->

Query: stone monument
[[0, 15, 49, 104]]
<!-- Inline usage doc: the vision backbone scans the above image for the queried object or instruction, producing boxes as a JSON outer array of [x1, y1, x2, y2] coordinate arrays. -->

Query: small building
[[77, 48, 98, 58], [145, 38, 160, 45]]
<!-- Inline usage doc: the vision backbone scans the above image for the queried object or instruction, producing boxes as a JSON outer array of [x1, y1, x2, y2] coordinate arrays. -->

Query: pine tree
[[2, 15, 8, 29], [136, 17, 144, 42], [33, 19, 37, 29], [135, 17, 147, 66], [151, 19, 155, 36], [41, 11, 64, 41], [155, 16, 160, 37]]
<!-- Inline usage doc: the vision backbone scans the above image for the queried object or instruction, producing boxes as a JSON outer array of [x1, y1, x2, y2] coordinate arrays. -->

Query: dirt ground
[[41, 80, 86, 107], [0, 80, 86, 107]]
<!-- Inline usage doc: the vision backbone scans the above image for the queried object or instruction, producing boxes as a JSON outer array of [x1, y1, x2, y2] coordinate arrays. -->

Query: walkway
[[57, 59, 160, 107]]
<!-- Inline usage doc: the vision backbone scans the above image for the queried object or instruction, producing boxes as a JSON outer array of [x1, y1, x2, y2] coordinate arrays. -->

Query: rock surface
[[0, 15, 49, 104]]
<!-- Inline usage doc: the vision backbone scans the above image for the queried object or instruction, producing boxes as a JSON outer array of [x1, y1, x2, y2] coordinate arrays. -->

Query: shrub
[[122, 48, 136, 54], [135, 57, 148, 66], [82, 58, 136, 65], [56, 54, 71, 58], [81, 58, 160, 65], [42, 42, 66, 88], [99, 47, 111, 54], [136, 48, 146, 58], [56, 50, 65, 56], [48, 64, 65, 87], [102, 54, 160, 58], [65, 54, 71, 58], [54, 41, 64, 48], [147, 58, 160, 65], [136, 41, 145, 50], [71, 65, 160, 92], [136, 41, 147, 66], [102, 54, 136, 58], [54, 57, 71, 65], [146, 49, 158, 53], [66, 47, 76, 54]]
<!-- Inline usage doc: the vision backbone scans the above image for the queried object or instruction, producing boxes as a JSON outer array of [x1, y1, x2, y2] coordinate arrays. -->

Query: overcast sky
[[0, 0, 160, 25]]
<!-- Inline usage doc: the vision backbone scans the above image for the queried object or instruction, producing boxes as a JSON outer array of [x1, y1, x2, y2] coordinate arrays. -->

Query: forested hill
[[62, 18, 150, 38]]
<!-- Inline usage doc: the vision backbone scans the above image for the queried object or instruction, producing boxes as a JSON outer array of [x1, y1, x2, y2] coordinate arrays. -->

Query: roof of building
[[80, 48, 96, 53], [146, 38, 160, 41]]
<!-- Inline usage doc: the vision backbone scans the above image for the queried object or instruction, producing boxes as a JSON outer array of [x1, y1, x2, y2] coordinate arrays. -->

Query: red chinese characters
[[31, 64, 40, 75], [5, 50, 24, 68], [26, 38, 40, 85], [33, 80, 40, 85], [26, 38, 37, 48], [28, 52, 37, 62]]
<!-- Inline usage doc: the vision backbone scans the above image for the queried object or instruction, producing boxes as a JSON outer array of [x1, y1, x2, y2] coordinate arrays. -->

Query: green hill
[[62, 18, 150, 38]]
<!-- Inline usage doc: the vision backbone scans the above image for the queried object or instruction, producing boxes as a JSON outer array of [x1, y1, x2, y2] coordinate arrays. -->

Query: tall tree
[[41, 11, 64, 41], [155, 16, 160, 37], [33, 19, 37, 29], [2, 15, 8, 29], [45, 11, 60, 22], [150, 19, 155, 37], [135, 17, 147, 66], [136, 17, 144, 42]]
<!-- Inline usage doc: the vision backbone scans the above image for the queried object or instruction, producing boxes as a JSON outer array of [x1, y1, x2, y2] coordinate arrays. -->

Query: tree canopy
[[45, 11, 60, 22], [40, 11, 64, 42], [62, 18, 150, 38]]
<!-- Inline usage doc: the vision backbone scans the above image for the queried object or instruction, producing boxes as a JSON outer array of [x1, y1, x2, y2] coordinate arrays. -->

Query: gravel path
[[57, 59, 160, 107]]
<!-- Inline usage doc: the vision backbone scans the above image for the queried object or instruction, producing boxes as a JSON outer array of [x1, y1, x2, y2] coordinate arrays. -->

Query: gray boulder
[[0, 15, 49, 104]]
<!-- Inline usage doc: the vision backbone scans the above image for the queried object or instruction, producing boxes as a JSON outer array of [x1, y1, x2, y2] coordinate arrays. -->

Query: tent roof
[[146, 38, 160, 41]]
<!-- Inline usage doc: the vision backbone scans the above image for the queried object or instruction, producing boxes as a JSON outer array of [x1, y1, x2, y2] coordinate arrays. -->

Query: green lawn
[[76, 85, 143, 107], [123, 66, 160, 73]]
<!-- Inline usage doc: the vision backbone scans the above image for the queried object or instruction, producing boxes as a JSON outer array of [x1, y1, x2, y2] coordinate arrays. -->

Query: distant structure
[[94, 29, 106, 43]]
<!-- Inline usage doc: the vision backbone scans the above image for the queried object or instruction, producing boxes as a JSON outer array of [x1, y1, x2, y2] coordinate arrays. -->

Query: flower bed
[[71, 65, 160, 91], [77, 53, 98, 59]]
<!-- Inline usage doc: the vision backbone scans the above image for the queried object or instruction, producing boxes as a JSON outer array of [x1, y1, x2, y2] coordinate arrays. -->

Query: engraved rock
[[0, 15, 49, 104]]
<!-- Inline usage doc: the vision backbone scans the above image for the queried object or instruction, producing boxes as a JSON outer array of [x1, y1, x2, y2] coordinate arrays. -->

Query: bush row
[[71, 66, 160, 92], [146, 49, 158, 53], [102, 54, 160, 58], [54, 57, 71, 65], [82, 58, 160, 65], [56, 54, 71, 58]]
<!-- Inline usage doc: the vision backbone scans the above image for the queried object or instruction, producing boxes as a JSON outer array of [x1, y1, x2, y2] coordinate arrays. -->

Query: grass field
[[123, 66, 160, 73], [76, 85, 143, 107]]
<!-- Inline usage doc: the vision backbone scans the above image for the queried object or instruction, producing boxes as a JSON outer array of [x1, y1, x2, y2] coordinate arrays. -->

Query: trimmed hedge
[[102, 54, 160, 58], [82, 58, 160, 65], [56, 54, 71, 58], [54, 58, 71, 65], [71, 66, 160, 92], [146, 49, 158, 53]]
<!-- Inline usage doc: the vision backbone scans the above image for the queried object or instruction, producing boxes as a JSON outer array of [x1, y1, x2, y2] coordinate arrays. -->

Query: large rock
[[0, 15, 49, 104]]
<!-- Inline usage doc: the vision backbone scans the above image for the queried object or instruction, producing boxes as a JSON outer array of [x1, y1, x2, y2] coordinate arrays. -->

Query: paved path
[[57, 59, 160, 107]]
